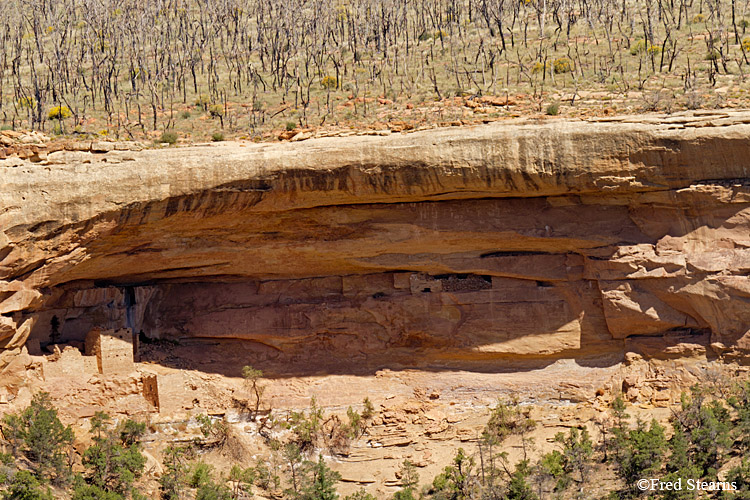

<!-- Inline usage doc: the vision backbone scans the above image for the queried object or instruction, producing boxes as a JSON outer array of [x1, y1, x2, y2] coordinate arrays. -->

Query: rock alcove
[[2, 114, 750, 378]]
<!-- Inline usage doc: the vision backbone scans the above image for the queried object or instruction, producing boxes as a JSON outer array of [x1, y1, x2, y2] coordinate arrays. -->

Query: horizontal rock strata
[[2, 111, 750, 374]]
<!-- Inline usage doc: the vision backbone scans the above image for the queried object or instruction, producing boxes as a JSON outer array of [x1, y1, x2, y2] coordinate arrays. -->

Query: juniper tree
[[553, 427, 593, 485], [300, 454, 341, 500], [82, 413, 146, 494], [0, 392, 74, 483]]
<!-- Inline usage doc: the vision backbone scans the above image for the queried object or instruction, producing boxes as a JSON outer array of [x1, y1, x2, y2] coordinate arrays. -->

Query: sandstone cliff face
[[2, 112, 750, 374]]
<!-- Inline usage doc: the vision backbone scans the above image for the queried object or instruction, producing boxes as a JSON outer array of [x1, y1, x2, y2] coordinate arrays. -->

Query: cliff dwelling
[[2, 113, 750, 498], [3, 0, 750, 491], [1, 113, 750, 387]]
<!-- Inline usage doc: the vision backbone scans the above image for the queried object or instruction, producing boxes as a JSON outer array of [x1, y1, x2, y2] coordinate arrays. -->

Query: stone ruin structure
[[41, 327, 159, 411], [2, 111, 750, 382], [85, 327, 138, 375]]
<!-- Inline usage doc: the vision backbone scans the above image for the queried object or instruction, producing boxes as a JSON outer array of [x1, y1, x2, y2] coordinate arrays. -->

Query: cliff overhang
[[2, 111, 750, 376]]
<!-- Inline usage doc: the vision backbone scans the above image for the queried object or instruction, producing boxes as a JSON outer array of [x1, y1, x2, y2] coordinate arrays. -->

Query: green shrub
[[118, 419, 145, 446], [346, 407, 362, 438], [554, 427, 594, 483], [725, 457, 750, 497], [159, 445, 192, 500], [613, 419, 667, 491], [345, 488, 376, 500], [196, 481, 232, 500], [252, 459, 279, 491], [3, 471, 53, 500], [540, 450, 571, 492], [630, 39, 648, 55], [483, 397, 536, 445], [0, 391, 74, 482], [194, 95, 210, 110], [180, 110, 191, 119], [362, 398, 375, 420], [211, 132, 224, 142], [674, 388, 732, 477], [553, 57, 573, 74], [393, 488, 417, 500], [504, 461, 538, 500], [189, 462, 214, 489], [286, 121, 297, 131], [728, 380, 750, 452], [195, 414, 229, 448], [546, 103, 560, 115], [82, 412, 146, 494], [300, 455, 341, 500], [425, 448, 476, 499], [159, 131, 178, 144], [394, 460, 419, 499], [288, 396, 324, 451], [321, 75, 338, 90], [71, 478, 124, 500], [228, 465, 254, 499]]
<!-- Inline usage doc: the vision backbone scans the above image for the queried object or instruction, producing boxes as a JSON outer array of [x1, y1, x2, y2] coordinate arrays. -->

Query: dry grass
[[0, 0, 749, 144]]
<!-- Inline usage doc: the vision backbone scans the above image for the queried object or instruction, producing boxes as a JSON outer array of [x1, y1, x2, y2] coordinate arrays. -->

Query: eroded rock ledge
[[2, 111, 750, 376]]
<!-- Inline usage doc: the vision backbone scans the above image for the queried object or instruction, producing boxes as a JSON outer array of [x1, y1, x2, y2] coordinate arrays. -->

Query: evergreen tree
[[283, 442, 303, 497], [1, 471, 53, 500], [228, 465, 254, 500], [729, 381, 750, 453], [160, 445, 192, 500], [609, 396, 631, 466], [71, 475, 124, 500], [393, 460, 419, 500], [661, 427, 701, 500], [554, 426, 593, 484], [119, 420, 146, 447], [425, 448, 477, 500], [484, 398, 536, 460], [0, 392, 73, 483], [196, 480, 233, 500], [290, 397, 324, 452], [504, 461, 538, 500], [615, 419, 667, 494], [82, 413, 146, 494], [724, 458, 750, 500], [536, 450, 570, 495], [673, 388, 732, 478], [300, 455, 341, 500], [189, 463, 215, 489], [241, 365, 266, 421], [346, 489, 376, 500]]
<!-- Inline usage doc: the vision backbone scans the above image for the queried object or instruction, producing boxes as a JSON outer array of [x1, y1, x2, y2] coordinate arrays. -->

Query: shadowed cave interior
[[17, 188, 746, 379]]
